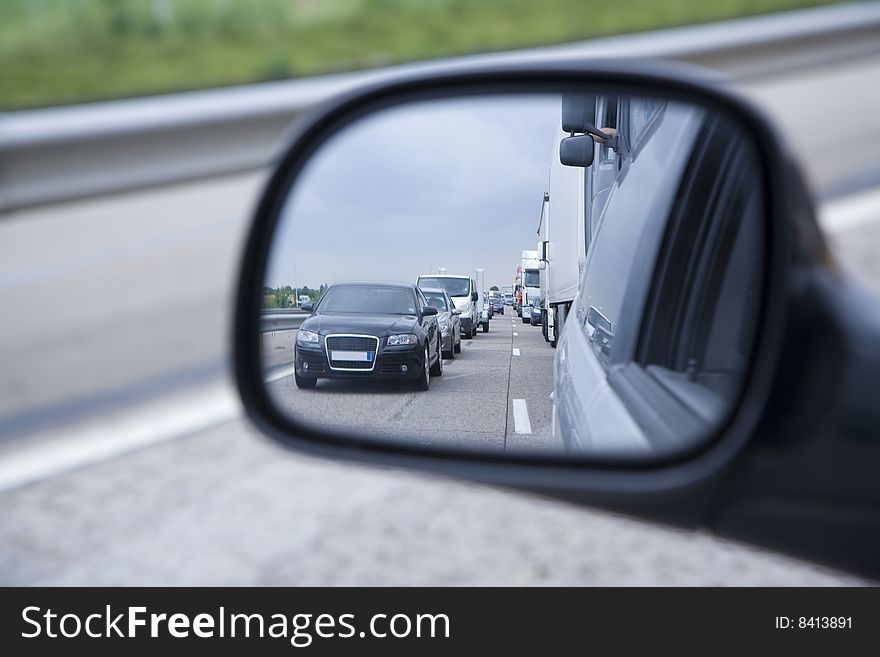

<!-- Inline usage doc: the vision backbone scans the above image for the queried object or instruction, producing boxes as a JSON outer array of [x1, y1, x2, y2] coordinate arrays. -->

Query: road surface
[[263, 311, 558, 451]]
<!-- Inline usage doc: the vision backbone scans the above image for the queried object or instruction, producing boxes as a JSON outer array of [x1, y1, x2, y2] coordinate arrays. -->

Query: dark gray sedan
[[294, 282, 442, 390]]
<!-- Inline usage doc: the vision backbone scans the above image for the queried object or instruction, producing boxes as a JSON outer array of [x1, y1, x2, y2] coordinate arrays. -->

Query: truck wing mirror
[[560, 135, 595, 168], [561, 92, 597, 132]]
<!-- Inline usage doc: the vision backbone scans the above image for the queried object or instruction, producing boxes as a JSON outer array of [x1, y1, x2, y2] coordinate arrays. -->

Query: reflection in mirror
[[260, 88, 763, 460]]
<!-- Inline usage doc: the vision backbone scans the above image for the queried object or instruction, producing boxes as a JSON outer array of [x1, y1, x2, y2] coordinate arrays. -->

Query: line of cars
[[488, 291, 504, 315], [292, 272, 493, 391]]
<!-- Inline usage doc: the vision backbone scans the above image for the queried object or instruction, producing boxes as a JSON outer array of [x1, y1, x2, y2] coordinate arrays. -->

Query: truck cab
[[475, 268, 490, 332], [520, 250, 540, 324]]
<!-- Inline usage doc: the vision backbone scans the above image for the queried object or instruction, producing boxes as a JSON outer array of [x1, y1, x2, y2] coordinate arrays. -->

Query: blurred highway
[[1, 44, 879, 585]]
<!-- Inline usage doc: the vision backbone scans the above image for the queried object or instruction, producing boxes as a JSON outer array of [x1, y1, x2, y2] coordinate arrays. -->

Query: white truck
[[538, 92, 611, 346], [475, 268, 489, 333], [519, 250, 540, 324], [537, 121, 590, 345]]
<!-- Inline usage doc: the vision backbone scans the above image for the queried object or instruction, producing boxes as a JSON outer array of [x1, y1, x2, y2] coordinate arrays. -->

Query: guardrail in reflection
[[260, 310, 308, 333]]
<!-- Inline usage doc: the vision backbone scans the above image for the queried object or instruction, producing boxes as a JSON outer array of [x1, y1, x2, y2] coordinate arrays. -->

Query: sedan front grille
[[325, 336, 376, 351], [325, 334, 379, 371]]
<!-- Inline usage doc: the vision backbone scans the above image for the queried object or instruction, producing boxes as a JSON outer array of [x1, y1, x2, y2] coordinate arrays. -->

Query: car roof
[[330, 281, 415, 289], [417, 274, 469, 279]]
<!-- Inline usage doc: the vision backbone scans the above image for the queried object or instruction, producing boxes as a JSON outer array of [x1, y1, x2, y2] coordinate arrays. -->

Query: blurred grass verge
[[1, 0, 842, 110]]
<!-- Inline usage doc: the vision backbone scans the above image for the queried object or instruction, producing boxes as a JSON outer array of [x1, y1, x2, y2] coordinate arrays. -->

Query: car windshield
[[422, 291, 449, 311], [524, 270, 540, 287], [418, 277, 470, 297], [318, 285, 417, 315]]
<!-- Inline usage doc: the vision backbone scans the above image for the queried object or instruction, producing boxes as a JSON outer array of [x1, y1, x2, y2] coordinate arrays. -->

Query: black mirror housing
[[422, 306, 438, 316], [233, 59, 880, 579]]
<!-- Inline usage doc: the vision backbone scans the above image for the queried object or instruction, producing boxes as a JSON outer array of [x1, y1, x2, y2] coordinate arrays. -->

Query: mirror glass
[[259, 86, 764, 460]]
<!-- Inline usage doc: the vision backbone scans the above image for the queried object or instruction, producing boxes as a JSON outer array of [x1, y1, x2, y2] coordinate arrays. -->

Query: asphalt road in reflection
[[264, 311, 560, 452]]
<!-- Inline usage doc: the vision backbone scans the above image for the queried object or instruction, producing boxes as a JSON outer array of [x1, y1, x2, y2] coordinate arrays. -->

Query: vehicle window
[[590, 95, 620, 239], [418, 277, 470, 297], [626, 97, 665, 153], [523, 269, 540, 287], [423, 292, 448, 310], [415, 289, 429, 311], [318, 286, 417, 315], [638, 115, 762, 411]]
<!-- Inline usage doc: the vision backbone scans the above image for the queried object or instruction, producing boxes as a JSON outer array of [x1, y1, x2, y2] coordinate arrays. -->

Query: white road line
[[821, 187, 880, 234], [0, 382, 241, 492], [512, 399, 532, 434], [513, 332, 518, 336], [512, 348, 520, 356]]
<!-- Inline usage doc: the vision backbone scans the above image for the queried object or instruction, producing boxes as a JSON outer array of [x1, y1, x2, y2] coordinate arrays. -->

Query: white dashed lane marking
[[512, 348, 520, 356], [512, 399, 532, 434]]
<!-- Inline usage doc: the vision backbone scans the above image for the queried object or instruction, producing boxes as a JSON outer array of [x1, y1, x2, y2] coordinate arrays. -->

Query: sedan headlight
[[387, 334, 418, 346], [296, 329, 320, 344], [438, 319, 450, 333]]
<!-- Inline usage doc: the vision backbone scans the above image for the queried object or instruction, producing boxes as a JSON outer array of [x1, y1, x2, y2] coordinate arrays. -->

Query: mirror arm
[[578, 123, 620, 151]]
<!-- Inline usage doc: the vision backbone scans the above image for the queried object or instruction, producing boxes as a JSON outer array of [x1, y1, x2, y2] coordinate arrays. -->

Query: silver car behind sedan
[[419, 287, 462, 359]]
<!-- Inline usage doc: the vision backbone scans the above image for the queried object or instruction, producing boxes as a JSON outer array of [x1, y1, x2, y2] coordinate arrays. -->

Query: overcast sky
[[265, 93, 560, 291]]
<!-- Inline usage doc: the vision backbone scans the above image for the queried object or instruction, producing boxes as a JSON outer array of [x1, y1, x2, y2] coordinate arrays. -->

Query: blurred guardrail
[[2, 2, 880, 212], [260, 309, 308, 333]]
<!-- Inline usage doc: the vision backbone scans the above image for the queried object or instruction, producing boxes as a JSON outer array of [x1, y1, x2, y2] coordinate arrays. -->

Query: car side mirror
[[233, 61, 880, 579], [422, 306, 438, 316]]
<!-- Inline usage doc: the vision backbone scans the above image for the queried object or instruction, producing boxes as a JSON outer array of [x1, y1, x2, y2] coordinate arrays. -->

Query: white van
[[416, 274, 479, 338]]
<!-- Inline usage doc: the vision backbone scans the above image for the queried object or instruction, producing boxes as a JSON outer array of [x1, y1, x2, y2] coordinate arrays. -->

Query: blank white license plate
[[331, 351, 373, 362]]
